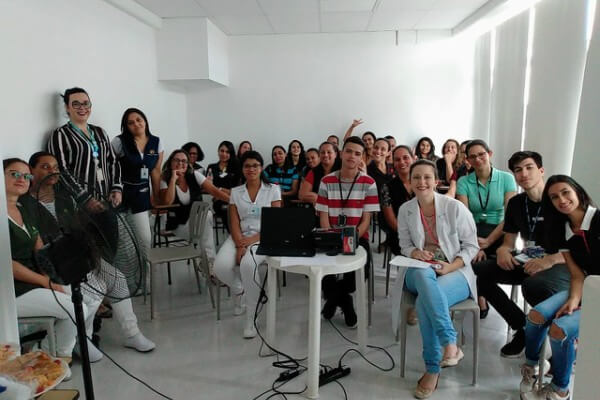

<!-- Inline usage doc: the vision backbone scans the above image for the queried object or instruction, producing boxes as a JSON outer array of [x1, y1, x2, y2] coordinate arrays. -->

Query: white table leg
[[266, 264, 277, 347], [355, 266, 367, 353], [306, 267, 323, 399]]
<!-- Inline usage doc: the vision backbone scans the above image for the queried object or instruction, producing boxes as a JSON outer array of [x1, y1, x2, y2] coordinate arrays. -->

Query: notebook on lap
[[255, 207, 316, 257]]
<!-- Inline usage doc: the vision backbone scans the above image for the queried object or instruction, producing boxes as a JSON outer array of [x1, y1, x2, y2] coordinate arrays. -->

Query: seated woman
[[446, 140, 472, 198], [23, 152, 155, 356], [159, 149, 229, 266], [436, 139, 460, 195], [456, 139, 516, 318], [415, 137, 439, 163], [237, 140, 252, 160], [182, 142, 205, 174], [300, 147, 320, 179], [298, 141, 340, 207], [213, 151, 281, 339], [520, 175, 598, 400], [285, 139, 306, 174], [391, 160, 479, 399], [5, 158, 83, 360], [381, 145, 415, 255], [206, 141, 241, 232], [263, 145, 299, 205]]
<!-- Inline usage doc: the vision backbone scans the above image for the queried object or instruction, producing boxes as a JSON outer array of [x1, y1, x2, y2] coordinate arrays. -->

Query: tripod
[[71, 282, 95, 400]]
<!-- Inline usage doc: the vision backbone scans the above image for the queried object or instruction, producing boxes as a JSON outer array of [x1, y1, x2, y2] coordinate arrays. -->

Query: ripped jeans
[[525, 290, 579, 392]]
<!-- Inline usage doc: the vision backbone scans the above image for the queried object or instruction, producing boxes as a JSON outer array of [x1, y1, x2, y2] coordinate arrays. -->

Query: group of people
[[6, 87, 597, 400]]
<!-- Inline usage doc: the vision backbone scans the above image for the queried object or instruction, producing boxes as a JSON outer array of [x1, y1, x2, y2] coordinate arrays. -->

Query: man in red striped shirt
[[316, 136, 380, 327]]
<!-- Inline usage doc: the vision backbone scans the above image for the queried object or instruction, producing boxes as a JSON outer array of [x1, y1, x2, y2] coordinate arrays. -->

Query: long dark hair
[[120, 108, 152, 155], [270, 145, 286, 166], [415, 137, 437, 161], [285, 139, 306, 170], [542, 174, 595, 251], [161, 149, 191, 183], [240, 151, 270, 185], [237, 141, 252, 159], [182, 142, 205, 163], [217, 140, 239, 172]]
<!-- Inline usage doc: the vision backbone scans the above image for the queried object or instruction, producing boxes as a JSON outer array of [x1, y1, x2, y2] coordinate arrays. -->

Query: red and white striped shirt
[[315, 171, 380, 239]]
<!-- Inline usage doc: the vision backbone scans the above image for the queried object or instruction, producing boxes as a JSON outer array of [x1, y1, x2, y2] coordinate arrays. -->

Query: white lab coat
[[391, 192, 480, 335]]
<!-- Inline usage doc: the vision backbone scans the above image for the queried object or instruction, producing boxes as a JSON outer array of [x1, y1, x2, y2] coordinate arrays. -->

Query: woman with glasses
[[4, 158, 85, 361], [182, 142, 205, 175], [213, 151, 281, 339], [159, 149, 229, 267], [48, 87, 121, 211], [456, 139, 516, 317]]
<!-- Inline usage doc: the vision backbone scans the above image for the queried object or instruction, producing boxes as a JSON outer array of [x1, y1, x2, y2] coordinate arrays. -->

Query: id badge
[[248, 204, 260, 218], [141, 166, 149, 180], [95, 164, 104, 182], [525, 240, 536, 249], [338, 214, 347, 226]]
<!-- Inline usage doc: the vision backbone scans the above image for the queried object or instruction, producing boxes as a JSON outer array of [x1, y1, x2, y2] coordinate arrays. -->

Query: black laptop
[[255, 207, 316, 257]]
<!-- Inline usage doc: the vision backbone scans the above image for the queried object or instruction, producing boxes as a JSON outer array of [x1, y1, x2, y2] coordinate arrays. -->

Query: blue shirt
[[263, 164, 299, 191]]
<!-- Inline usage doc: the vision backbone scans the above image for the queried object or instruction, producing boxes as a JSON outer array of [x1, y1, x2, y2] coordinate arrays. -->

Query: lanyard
[[69, 121, 99, 159], [525, 197, 542, 239], [337, 171, 359, 215], [419, 206, 439, 246], [477, 167, 492, 212]]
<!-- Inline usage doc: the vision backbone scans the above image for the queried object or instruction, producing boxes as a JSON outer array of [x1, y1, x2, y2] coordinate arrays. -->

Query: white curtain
[[488, 10, 530, 169], [572, 0, 600, 203], [471, 32, 491, 143], [522, 0, 589, 177]]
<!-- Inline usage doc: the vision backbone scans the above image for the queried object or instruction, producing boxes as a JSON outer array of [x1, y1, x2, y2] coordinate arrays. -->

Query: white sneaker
[[521, 384, 570, 400], [74, 340, 103, 363], [243, 318, 257, 339], [124, 332, 156, 353], [233, 292, 246, 316], [520, 361, 551, 396]]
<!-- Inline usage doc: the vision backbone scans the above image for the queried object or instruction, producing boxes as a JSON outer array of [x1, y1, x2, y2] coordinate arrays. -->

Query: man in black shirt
[[473, 151, 570, 357]]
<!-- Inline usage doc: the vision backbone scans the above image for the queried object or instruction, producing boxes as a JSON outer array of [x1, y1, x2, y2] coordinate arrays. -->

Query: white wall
[[186, 32, 474, 164], [572, 0, 600, 203], [0, 0, 189, 158], [0, 0, 189, 343]]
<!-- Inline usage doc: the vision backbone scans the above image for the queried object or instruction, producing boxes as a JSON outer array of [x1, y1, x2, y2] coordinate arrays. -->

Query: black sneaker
[[339, 295, 357, 328], [322, 299, 337, 320], [501, 328, 525, 358]]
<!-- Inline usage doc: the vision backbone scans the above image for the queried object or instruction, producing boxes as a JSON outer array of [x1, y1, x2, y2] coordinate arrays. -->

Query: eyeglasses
[[467, 151, 488, 161], [243, 163, 261, 170], [172, 158, 188, 164], [8, 171, 34, 181], [71, 101, 92, 110]]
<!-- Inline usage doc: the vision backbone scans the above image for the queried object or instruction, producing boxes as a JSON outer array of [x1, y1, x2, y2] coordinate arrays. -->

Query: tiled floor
[[59, 240, 525, 399]]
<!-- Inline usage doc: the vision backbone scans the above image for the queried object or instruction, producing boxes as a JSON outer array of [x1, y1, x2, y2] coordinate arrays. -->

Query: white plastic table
[[266, 247, 368, 399]]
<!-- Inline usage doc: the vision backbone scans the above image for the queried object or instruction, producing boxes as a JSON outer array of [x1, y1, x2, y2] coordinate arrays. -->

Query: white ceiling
[[134, 0, 492, 35]]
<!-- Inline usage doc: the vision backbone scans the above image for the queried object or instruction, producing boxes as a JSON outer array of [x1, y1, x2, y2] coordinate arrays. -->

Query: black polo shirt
[[560, 206, 599, 276], [503, 192, 546, 246]]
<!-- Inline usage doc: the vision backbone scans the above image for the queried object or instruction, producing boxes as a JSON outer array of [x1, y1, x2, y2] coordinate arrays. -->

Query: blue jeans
[[404, 267, 470, 373], [525, 290, 580, 392]]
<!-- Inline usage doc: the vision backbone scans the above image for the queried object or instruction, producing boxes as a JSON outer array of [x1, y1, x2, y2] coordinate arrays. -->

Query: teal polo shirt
[[456, 168, 516, 225]]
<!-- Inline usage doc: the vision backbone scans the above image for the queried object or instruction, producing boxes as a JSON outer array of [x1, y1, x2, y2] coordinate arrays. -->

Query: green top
[[456, 168, 517, 225], [9, 203, 42, 297]]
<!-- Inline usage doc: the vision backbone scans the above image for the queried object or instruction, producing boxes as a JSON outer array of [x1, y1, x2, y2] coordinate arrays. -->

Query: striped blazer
[[48, 123, 122, 200]]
